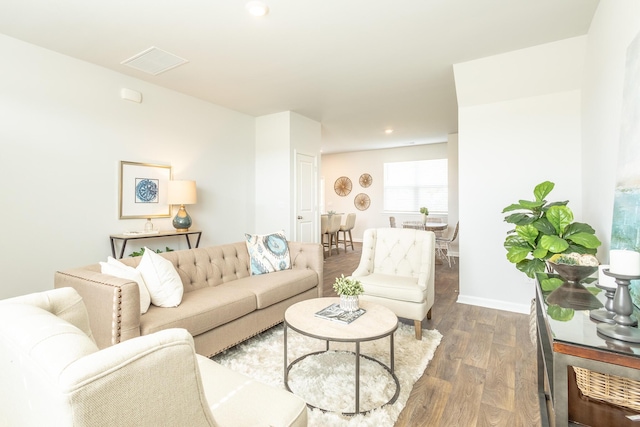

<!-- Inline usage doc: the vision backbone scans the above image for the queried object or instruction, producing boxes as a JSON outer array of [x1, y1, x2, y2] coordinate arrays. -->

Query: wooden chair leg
[[323, 233, 331, 257], [348, 230, 354, 250], [427, 307, 432, 320], [414, 320, 422, 340]]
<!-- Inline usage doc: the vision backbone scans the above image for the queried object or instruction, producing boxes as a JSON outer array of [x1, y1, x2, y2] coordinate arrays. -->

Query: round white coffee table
[[283, 297, 399, 415]]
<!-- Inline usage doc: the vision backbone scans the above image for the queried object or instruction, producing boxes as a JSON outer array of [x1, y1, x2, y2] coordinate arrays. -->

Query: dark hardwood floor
[[322, 242, 540, 427]]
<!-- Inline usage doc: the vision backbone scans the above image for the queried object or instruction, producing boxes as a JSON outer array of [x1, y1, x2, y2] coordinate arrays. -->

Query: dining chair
[[338, 213, 356, 251], [320, 215, 329, 258], [428, 217, 446, 237], [323, 214, 342, 256], [435, 221, 459, 267]]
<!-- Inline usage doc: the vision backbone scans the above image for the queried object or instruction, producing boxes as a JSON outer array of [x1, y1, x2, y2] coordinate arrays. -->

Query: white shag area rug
[[212, 323, 442, 427]]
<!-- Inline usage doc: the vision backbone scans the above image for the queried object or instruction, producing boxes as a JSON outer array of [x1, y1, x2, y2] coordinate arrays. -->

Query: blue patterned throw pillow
[[245, 230, 292, 275]]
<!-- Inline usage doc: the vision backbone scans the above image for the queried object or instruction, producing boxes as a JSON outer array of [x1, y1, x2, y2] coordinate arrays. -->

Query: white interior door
[[295, 152, 317, 242]]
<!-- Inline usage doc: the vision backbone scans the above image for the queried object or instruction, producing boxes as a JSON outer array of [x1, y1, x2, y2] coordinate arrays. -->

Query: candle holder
[[596, 269, 640, 343], [589, 280, 620, 324]]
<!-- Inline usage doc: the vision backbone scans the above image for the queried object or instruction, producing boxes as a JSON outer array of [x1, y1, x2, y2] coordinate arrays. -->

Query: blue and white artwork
[[135, 178, 159, 203], [119, 161, 171, 219], [612, 30, 640, 305]]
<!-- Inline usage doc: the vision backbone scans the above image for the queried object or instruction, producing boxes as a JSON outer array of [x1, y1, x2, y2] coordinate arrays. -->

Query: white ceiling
[[0, 0, 599, 153]]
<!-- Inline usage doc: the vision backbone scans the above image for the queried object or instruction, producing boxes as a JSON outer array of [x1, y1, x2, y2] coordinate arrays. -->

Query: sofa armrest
[[54, 268, 142, 349], [288, 241, 323, 297]]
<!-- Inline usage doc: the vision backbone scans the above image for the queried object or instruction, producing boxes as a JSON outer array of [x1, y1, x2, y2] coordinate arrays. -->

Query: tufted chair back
[[320, 214, 329, 234], [0, 288, 218, 427], [351, 228, 435, 339]]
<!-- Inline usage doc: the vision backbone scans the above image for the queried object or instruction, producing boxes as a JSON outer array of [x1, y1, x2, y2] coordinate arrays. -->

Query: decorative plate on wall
[[334, 176, 352, 196], [354, 193, 371, 211], [359, 173, 372, 188]]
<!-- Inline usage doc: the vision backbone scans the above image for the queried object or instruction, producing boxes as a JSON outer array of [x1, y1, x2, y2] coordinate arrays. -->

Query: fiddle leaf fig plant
[[502, 181, 601, 278]]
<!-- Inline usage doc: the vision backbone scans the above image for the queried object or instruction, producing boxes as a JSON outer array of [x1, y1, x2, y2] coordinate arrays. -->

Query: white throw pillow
[[100, 257, 152, 314], [136, 248, 183, 307]]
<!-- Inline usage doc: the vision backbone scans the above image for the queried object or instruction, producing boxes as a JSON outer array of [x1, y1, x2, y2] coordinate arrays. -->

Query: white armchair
[[350, 228, 435, 340], [0, 288, 307, 427]]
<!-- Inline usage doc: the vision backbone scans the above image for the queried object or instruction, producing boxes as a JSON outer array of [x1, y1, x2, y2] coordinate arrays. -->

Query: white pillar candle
[[598, 265, 617, 288], [609, 249, 640, 276]]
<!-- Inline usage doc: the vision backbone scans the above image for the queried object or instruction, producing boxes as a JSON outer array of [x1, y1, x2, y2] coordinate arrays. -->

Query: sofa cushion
[[138, 248, 184, 307], [356, 273, 426, 304], [140, 285, 257, 337], [245, 231, 291, 275], [231, 269, 318, 309], [100, 257, 151, 314]]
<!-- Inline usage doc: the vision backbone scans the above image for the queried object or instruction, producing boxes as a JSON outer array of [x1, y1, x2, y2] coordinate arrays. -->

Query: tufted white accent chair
[[350, 228, 435, 340], [0, 288, 307, 427]]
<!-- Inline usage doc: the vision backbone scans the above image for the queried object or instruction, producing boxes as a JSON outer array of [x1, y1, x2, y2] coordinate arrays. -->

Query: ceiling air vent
[[121, 46, 188, 75]]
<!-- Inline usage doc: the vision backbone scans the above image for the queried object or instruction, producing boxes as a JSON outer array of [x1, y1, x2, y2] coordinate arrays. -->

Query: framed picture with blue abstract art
[[119, 161, 172, 219]]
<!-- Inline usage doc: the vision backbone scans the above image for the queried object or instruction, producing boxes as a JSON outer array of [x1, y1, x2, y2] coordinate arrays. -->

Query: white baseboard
[[456, 294, 530, 314]]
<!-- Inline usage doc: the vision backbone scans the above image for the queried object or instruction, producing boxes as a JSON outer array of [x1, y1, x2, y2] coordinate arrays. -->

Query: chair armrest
[[0, 287, 94, 341], [351, 229, 376, 278], [288, 241, 323, 297], [54, 268, 142, 349], [61, 329, 216, 427]]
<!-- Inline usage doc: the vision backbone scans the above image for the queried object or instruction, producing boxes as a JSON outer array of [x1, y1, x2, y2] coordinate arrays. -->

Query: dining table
[[401, 221, 448, 233]]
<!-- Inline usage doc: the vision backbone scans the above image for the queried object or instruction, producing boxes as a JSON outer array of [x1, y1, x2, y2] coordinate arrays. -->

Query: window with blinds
[[383, 159, 448, 213]]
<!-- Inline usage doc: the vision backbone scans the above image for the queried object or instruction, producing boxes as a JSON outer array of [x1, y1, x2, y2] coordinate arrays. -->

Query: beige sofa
[[0, 288, 307, 427], [55, 241, 323, 356]]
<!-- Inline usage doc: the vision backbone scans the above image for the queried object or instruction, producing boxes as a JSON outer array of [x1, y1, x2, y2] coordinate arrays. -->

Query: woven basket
[[573, 366, 640, 411]]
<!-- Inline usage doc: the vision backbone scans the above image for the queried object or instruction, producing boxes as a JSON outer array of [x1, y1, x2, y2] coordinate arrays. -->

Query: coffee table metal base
[[283, 325, 400, 416]]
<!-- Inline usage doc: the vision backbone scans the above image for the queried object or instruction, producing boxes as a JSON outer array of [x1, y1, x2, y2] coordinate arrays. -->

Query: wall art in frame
[[119, 161, 172, 219], [611, 30, 640, 306]]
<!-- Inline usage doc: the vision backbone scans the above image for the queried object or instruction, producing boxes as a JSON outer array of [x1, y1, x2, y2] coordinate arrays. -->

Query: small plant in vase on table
[[420, 207, 429, 224], [333, 274, 364, 312]]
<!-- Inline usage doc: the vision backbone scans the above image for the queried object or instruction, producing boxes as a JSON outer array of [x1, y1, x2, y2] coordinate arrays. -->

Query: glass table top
[[536, 272, 640, 357]]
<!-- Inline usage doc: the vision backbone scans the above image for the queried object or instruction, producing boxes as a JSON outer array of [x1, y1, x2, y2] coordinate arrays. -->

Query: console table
[[535, 272, 640, 427], [109, 230, 202, 258]]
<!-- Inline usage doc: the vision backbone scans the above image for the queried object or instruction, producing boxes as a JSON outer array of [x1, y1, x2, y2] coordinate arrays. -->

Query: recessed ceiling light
[[385, 129, 394, 134], [246, 1, 269, 16]]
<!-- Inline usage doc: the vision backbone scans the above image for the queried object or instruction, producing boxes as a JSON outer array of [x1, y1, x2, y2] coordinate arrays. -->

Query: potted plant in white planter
[[333, 274, 364, 312], [420, 207, 429, 224]]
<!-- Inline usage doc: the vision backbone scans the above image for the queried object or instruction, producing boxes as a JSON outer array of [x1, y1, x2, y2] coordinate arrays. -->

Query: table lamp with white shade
[[167, 180, 197, 231]]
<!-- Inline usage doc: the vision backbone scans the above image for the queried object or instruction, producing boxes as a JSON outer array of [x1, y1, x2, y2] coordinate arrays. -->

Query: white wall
[[0, 34, 256, 299], [255, 111, 321, 239], [255, 112, 292, 235], [582, 0, 640, 261], [321, 141, 459, 243], [447, 133, 460, 254], [454, 37, 586, 313]]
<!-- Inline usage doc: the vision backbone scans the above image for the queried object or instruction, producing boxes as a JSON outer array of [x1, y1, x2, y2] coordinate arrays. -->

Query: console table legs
[[109, 231, 202, 258]]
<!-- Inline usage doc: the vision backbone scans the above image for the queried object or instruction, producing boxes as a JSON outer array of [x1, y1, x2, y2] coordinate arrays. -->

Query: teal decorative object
[[172, 207, 192, 231], [167, 180, 197, 232]]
